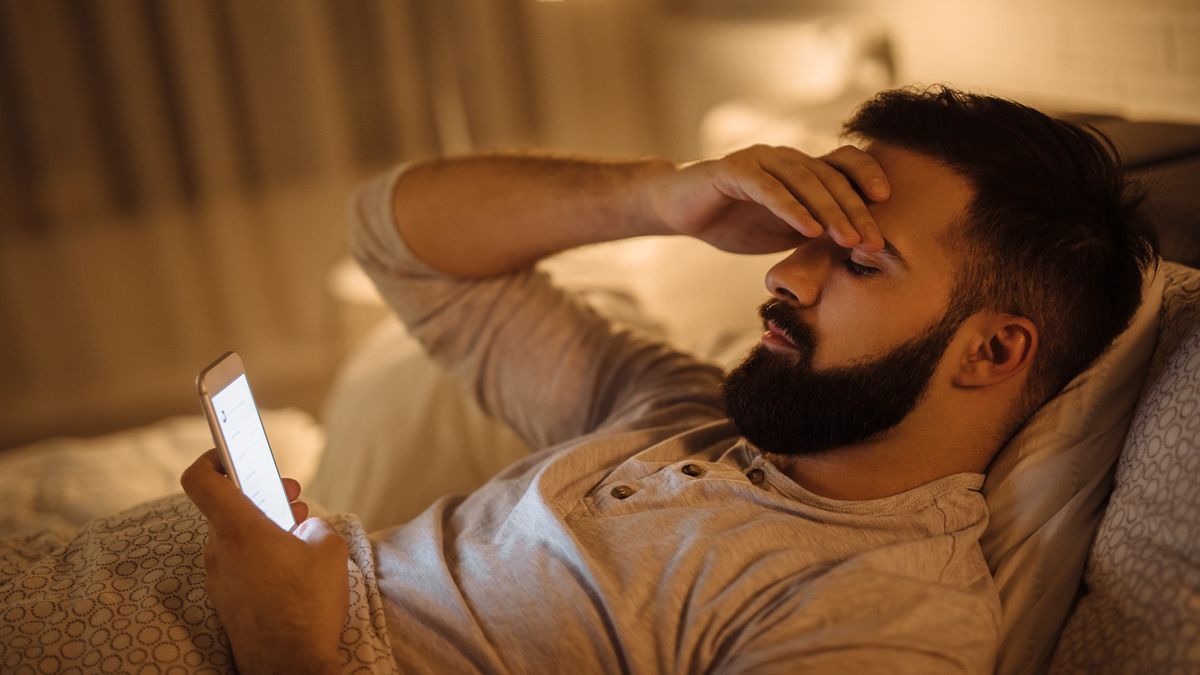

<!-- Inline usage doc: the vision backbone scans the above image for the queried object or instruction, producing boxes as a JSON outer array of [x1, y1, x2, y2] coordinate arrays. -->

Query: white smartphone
[[196, 351, 297, 532]]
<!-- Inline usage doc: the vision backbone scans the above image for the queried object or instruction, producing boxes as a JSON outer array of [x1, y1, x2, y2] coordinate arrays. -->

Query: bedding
[[0, 409, 323, 538], [1050, 263, 1200, 673], [982, 265, 1164, 674], [0, 493, 395, 673]]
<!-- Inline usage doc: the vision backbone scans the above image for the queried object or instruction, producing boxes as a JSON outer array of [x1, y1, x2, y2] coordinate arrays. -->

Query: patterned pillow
[[1051, 262, 1200, 673]]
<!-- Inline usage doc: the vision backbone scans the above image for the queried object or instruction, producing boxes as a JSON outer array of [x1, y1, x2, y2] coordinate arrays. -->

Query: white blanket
[[0, 493, 396, 673], [0, 409, 324, 538]]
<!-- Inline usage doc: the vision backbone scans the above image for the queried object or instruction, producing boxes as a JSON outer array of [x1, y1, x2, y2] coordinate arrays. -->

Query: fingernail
[[870, 180, 889, 199]]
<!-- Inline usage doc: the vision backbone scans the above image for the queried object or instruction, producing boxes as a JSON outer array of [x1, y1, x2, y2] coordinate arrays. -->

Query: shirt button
[[681, 463, 704, 477], [746, 468, 765, 485], [611, 485, 635, 499]]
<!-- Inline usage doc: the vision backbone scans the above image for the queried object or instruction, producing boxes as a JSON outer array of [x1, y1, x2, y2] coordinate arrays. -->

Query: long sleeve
[[347, 165, 726, 452]]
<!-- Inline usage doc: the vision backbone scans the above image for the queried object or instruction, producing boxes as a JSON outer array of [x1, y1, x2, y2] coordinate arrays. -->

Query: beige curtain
[[0, 0, 547, 447], [0, 0, 541, 230]]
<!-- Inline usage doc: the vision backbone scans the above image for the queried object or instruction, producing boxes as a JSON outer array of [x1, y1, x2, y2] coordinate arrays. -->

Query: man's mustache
[[758, 299, 817, 358]]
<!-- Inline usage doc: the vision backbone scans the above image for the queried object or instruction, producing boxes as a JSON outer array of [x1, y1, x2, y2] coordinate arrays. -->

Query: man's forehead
[[861, 141, 974, 260]]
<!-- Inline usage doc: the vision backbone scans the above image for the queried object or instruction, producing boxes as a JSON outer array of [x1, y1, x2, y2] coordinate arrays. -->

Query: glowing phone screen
[[210, 374, 296, 530]]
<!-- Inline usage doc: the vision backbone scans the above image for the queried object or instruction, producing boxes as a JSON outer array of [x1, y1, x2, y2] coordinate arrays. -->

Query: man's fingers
[[822, 145, 890, 251], [802, 159, 884, 250], [823, 144, 890, 202], [730, 145, 884, 251], [687, 144, 889, 254], [290, 500, 310, 525], [759, 154, 862, 247], [731, 171, 821, 238], [282, 478, 307, 524], [283, 477, 301, 502]]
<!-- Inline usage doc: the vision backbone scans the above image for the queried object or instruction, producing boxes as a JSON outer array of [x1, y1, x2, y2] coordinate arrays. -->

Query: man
[[182, 86, 1157, 673]]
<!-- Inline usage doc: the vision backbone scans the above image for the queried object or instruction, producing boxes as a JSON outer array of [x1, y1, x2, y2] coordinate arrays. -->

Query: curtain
[[0, 0, 548, 447], [0, 0, 539, 234]]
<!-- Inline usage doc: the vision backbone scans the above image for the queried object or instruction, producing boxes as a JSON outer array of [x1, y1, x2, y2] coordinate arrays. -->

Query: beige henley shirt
[[351, 166, 1001, 674]]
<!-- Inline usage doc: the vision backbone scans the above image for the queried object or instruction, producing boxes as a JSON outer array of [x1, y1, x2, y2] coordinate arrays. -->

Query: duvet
[[0, 494, 397, 673]]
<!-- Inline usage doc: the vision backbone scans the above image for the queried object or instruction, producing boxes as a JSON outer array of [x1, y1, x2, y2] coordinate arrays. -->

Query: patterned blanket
[[0, 494, 397, 673]]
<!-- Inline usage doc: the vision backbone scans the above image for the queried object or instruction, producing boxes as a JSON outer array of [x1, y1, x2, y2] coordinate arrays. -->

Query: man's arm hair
[[390, 145, 891, 278], [391, 153, 675, 278]]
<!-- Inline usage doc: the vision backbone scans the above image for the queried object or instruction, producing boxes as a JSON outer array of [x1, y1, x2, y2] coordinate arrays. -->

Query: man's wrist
[[624, 157, 679, 238]]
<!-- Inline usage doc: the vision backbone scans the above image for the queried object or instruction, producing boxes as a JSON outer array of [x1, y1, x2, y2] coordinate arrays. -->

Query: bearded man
[[182, 86, 1157, 673]]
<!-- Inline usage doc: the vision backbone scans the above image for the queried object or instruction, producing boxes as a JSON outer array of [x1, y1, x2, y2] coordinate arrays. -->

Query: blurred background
[[2, 0, 1198, 449]]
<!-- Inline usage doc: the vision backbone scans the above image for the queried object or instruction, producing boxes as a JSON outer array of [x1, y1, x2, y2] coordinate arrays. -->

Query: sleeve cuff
[[347, 161, 442, 280]]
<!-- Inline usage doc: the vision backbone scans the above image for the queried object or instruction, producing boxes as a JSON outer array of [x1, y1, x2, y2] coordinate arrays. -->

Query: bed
[[2, 117, 1197, 674]]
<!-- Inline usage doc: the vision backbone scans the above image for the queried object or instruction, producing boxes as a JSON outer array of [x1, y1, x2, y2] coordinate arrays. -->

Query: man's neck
[[765, 427, 991, 501]]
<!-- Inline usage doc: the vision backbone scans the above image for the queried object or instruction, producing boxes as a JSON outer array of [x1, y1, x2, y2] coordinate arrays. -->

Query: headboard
[[1087, 117, 1200, 267]]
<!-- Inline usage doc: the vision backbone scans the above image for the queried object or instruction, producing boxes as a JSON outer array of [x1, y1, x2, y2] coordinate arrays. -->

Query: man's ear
[[951, 314, 1038, 388]]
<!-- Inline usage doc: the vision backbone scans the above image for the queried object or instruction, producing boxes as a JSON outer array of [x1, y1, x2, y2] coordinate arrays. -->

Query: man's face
[[722, 142, 976, 457]]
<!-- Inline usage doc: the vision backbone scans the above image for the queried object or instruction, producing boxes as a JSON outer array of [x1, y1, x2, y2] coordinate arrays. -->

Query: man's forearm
[[392, 153, 677, 278], [389, 144, 893, 278]]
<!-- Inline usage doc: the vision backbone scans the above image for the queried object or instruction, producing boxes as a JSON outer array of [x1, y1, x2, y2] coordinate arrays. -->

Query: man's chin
[[721, 346, 836, 457]]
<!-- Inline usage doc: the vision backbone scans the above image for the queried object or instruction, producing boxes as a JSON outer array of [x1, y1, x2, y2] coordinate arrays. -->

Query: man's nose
[[764, 241, 837, 307]]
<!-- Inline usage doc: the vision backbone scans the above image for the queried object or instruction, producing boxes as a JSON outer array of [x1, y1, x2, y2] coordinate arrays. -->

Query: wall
[[870, 0, 1200, 121], [671, 0, 1200, 123]]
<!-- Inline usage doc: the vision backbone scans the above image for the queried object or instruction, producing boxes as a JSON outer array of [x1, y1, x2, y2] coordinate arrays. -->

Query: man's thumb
[[181, 448, 245, 531]]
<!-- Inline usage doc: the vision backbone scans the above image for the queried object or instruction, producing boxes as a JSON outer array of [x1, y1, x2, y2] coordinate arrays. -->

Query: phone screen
[[210, 374, 296, 531]]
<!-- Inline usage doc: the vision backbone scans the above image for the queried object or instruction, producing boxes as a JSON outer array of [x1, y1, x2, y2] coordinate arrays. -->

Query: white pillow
[[982, 265, 1164, 675], [1049, 262, 1200, 673]]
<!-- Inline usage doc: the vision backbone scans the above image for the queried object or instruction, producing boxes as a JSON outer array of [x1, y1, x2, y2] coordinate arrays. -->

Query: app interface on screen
[[211, 374, 295, 530]]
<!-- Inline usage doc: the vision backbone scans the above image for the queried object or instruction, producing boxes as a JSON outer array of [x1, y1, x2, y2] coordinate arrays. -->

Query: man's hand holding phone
[[191, 352, 348, 673], [182, 449, 349, 675]]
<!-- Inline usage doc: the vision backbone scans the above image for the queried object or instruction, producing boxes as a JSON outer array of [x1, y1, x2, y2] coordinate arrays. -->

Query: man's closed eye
[[843, 259, 881, 277]]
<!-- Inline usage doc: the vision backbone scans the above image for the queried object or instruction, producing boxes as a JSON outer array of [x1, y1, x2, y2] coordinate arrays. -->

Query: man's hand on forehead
[[644, 144, 890, 255]]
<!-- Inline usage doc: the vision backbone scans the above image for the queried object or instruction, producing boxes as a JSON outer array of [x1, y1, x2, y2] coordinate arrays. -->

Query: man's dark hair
[[844, 85, 1158, 417]]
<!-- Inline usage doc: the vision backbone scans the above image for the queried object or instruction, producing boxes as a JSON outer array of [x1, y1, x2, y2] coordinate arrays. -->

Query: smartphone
[[196, 351, 297, 532]]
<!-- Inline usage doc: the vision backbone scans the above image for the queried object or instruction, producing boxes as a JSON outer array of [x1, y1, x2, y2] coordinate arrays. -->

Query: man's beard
[[721, 299, 964, 457]]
